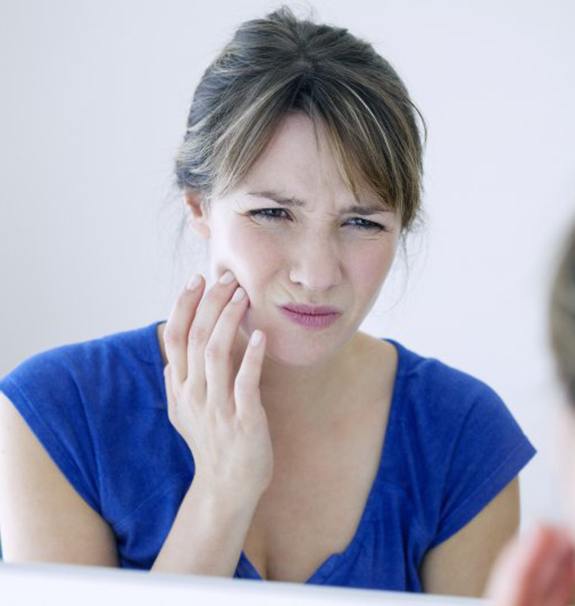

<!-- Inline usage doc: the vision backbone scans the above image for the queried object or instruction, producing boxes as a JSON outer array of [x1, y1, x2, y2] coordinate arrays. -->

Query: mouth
[[281, 303, 342, 315], [278, 305, 342, 330]]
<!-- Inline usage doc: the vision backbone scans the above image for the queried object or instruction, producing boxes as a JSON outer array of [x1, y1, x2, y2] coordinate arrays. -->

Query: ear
[[185, 191, 211, 240]]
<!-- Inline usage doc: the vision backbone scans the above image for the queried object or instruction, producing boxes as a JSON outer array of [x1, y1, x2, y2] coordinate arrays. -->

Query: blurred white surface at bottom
[[0, 561, 486, 605]]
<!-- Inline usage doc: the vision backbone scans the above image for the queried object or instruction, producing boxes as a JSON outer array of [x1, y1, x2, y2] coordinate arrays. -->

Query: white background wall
[[1, 0, 574, 533]]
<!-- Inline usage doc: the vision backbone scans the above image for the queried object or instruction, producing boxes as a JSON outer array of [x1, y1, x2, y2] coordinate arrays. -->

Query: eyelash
[[247, 208, 387, 232]]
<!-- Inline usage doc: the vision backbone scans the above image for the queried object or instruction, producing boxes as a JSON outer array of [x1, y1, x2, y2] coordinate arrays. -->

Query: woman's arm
[[0, 393, 119, 565], [420, 477, 520, 597], [0, 391, 260, 576], [1, 272, 269, 574], [150, 474, 260, 575]]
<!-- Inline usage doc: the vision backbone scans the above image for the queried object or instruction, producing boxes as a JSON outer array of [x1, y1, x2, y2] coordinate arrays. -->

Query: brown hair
[[174, 6, 426, 233], [550, 221, 575, 404]]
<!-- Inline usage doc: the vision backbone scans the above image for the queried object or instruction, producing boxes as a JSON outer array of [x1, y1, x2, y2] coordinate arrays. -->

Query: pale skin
[[0, 112, 519, 595], [485, 405, 575, 605], [486, 524, 575, 606]]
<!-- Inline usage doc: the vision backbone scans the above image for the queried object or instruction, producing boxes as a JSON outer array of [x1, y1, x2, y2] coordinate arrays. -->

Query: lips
[[280, 304, 341, 330], [281, 304, 341, 315]]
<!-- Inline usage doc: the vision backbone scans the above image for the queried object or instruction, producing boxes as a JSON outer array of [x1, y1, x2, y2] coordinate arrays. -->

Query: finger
[[204, 286, 249, 415], [488, 541, 531, 606], [540, 536, 575, 606], [543, 555, 575, 606], [164, 274, 206, 384], [513, 527, 573, 606], [488, 526, 554, 606], [515, 527, 565, 606], [552, 547, 575, 606], [163, 364, 177, 426], [532, 529, 572, 599], [186, 271, 238, 397], [234, 329, 266, 419]]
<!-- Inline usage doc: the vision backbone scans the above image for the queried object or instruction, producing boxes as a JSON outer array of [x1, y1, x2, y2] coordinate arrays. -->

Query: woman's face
[[191, 112, 402, 366]]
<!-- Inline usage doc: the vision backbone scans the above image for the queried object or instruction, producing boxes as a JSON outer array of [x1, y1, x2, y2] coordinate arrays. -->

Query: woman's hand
[[162, 270, 273, 500], [485, 524, 575, 606]]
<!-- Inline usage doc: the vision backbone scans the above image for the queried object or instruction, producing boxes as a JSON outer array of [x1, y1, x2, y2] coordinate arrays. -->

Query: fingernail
[[231, 287, 245, 302], [250, 330, 263, 347], [187, 274, 202, 290], [219, 270, 235, 284]]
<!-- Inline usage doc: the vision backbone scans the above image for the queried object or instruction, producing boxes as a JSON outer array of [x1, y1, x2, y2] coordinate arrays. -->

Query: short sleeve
[[428, 383, 536, 549], [0, 348, 101, 514]]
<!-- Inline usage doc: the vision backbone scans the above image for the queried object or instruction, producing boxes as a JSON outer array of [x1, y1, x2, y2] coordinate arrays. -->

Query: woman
[[486, 223, 575, 606], [0, 7, 535, 596]]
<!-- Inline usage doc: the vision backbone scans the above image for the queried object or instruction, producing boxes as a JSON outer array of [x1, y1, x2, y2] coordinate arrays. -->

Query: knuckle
[[219, 308, 238, 326], [204, 343, 223, 360], [163, 325, 183, 346], [188, 325, 209, 346], [234, 378, 251, 398], [208, 285, 228, 301], [228, 296, 246, 312], [182, 379, 204, 405]]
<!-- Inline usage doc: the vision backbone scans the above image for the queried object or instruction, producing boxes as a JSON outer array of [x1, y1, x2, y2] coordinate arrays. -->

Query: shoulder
[[383, 339, 535, 494], [385, 339, 507, 433], [0, 321, 171, 525], [2, 321, 160, 380], [0, 321, 165, 414], [380, 340, 535, 549]]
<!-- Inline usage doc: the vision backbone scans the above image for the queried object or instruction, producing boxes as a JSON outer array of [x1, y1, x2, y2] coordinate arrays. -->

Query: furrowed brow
[[246, 190, 392, 215]]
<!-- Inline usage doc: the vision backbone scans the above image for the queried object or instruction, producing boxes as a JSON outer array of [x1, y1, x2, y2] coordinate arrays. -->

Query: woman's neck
[[156, 321, 368, 428]]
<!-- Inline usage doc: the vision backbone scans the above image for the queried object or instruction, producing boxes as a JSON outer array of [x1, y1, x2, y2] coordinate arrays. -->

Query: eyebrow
[[246, 190, 393, 216]]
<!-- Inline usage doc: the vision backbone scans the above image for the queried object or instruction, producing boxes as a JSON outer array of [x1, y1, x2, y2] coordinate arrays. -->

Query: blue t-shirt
[[0, 321, 536, 591]]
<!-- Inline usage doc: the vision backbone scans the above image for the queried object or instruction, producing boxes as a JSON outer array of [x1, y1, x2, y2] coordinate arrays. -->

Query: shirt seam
[[429, 437, 535, 548], [0, 376, 102, 515]]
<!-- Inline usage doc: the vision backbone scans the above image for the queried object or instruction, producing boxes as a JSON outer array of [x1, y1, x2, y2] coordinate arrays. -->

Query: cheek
[[348, 242, 396, 288], [212, 227, 282, 288], [233, 229, 277, 262]]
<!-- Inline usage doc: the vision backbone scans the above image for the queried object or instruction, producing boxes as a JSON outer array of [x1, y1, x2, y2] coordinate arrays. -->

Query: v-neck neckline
[[235, 337, 407, 584], [148, 321, 407, 584]]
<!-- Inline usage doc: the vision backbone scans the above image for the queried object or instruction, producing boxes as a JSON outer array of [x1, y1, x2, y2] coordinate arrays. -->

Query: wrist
[[190, 473, 264, 511]]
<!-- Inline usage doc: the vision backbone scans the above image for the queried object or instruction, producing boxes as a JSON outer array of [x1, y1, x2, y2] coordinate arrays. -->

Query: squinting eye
[[248, 208, 289, 221], [248, 208, 387, 232], [345, 217, 387, 232]]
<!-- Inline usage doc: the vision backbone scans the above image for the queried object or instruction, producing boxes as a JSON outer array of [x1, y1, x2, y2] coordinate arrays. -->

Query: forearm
[[150, 478, 260, 576]]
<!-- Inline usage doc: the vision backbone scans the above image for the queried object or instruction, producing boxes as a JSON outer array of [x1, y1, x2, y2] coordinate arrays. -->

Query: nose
[[288, 232, 343, 291]]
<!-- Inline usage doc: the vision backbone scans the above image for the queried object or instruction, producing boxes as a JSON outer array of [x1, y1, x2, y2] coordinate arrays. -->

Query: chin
[[242, 320, 350, 369], [268, 347, 328, 367]]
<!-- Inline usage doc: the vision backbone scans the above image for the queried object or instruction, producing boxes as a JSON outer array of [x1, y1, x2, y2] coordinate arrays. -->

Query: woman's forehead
[[234, 115, 384, 206], [250, 113, 335, 169]]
